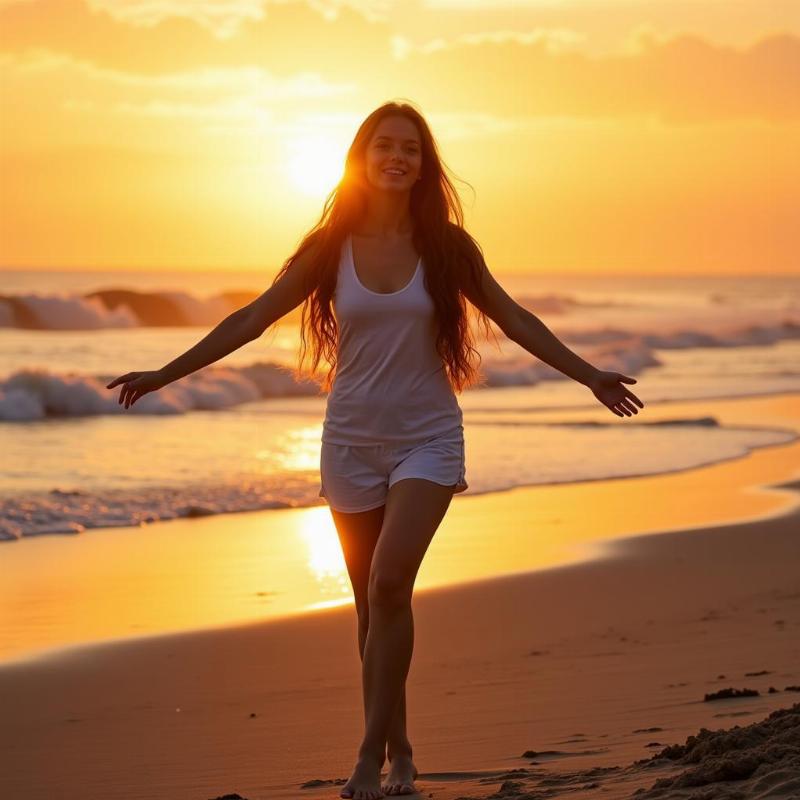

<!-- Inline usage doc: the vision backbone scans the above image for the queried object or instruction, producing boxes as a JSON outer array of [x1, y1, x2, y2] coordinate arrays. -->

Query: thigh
[[330, 505, 385, 612], [368, 477, 455, 601]]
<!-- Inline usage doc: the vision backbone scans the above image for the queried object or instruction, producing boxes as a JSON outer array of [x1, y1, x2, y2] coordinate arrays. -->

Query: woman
[[107, 100, 644, 800]]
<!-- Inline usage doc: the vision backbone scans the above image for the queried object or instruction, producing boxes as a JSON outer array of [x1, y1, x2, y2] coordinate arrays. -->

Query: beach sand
[[1, 394, 799, 799]]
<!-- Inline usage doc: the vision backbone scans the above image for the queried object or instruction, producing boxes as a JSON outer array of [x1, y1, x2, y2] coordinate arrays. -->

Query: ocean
[[2, 269, 798, 542]]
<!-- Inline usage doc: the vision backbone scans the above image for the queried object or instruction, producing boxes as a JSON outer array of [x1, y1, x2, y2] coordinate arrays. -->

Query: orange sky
[[0, 0, 797, 275]]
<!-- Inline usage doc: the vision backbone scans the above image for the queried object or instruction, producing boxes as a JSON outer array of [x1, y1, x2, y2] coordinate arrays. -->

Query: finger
[[610, 404, 624, 417], [625, 391, 644, 408], [113, 372, 141, 390], [107, 375, 129, 389], [621, 399, 639, 415], [618, 374, 637, 384], [616, 403, 632, 417], [129, 390, 141, 408]]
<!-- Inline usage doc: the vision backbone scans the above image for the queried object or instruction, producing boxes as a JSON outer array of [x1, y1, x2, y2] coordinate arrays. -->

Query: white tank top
[[321, 233, 463, 445]]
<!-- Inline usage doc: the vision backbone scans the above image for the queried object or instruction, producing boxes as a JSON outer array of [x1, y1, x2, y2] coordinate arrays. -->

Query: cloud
[[0, 46, 356, 95], [385, 30, 800, 123], [86, 0, 394, 35], [0, 0, 390, 76], [1, 1, 796, 125], [0, 46, 358, 152], [391, 28, 587, 59], [87, 1, 268, 39]]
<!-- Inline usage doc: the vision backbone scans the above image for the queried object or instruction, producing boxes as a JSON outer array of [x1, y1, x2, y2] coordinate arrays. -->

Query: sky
[[0, 0, 797, 275]]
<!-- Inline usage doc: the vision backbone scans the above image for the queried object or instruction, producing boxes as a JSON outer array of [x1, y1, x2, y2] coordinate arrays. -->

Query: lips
[[382, 168, 406, 176]]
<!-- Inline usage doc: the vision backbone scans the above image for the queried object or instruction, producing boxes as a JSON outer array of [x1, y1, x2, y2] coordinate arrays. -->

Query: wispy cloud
[[391, 28, 587, 59], [387, 30, 800, 123], [1, 47, 356, 94], [0, 0, 389, 76], [86, 0, 394, 35], [0, 47, 358, 151], [2, 0, 796, 127], [87, 0, 267, 39]]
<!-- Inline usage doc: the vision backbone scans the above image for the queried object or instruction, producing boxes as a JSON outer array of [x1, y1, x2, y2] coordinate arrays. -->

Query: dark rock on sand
[[209, 794, 249, 800], [300, 778, 346, 788], [493, 779, 525, 796], [704, 687, 759, 701], [182, 505, 216, 518]]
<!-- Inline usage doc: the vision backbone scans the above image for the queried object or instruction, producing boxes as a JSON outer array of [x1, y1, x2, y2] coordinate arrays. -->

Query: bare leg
[[356, 620, 413, 761], [357, 478, 456, 797], [356, 617, 418, 796], [331, 505, 416, 798]]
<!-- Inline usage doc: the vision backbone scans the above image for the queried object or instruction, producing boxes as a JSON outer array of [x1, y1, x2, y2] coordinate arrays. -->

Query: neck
[[356, 193, 413, 237]]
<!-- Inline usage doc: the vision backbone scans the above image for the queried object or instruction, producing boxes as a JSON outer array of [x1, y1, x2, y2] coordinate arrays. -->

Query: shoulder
[[444, 222, 487, 295], [296, 228, 327, 264], [443, 224, 521, 332], [287, 228, 329, 287], [445, 222, 480, 256]]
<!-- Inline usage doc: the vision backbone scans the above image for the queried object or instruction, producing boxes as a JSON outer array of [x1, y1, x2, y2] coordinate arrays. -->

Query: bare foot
[[340, 753, 385, 800], [381, 754, 419, 796]]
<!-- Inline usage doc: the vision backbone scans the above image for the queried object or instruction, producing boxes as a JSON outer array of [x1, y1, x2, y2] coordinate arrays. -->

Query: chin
[[369, 181, 411, 192], [367, 172, 412, 188]]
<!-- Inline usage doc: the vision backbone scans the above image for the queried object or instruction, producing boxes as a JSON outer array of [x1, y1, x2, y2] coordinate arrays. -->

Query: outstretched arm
[[459, 254, 644, 417], [107, 240, 319, 408]]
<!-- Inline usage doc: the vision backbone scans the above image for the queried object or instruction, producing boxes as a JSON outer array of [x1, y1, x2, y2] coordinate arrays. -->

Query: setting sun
[[284, 132, 345, 198]]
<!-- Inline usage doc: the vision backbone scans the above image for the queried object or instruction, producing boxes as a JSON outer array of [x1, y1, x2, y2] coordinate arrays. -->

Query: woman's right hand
[[106, 370, 168, 409]]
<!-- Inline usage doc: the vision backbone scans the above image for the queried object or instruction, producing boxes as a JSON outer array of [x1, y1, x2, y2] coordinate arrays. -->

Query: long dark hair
[[271, 100, 496, 393]]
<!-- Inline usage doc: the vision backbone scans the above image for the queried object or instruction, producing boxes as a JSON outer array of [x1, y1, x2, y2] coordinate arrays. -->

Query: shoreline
[[1, 391, 799, 669], [1, 389, 798, 545], [4, 461, 800, 675]]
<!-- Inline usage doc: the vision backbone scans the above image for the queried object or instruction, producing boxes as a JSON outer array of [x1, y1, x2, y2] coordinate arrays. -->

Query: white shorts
[[318, 427, 468, 513]]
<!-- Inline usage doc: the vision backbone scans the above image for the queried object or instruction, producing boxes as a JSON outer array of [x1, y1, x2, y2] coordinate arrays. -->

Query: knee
[[368, 571, 412, 611]]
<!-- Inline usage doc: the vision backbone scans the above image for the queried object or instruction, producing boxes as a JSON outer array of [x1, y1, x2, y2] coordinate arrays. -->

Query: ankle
[[357, 745, 386, 766], [387, 741, 413, 761]]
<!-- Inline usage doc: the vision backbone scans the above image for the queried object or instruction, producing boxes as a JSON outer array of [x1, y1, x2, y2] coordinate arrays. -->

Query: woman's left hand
[[106, 369, 167, 409], [588, 371, 644, 417]]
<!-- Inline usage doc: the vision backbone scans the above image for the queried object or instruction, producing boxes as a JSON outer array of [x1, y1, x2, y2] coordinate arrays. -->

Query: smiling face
[[363, 114, 423, 193]]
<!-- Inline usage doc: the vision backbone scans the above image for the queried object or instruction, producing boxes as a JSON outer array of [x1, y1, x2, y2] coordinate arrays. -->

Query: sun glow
[[284, 132, 346, 197], [298, 509, 350, 605]]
